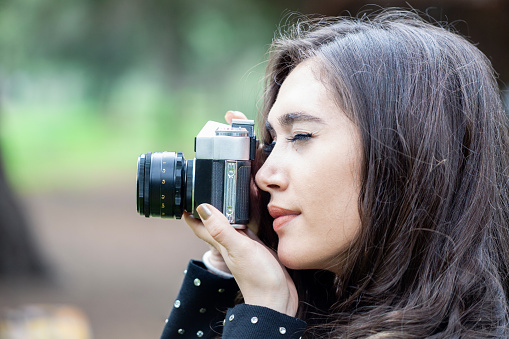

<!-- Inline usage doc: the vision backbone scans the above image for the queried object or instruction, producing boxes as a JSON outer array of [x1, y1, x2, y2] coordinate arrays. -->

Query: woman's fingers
[[184, 212, 232, 274], [183, 212, 217, 247], [184, 206, 250, 257], [196, 204, 246, 253], [225, 110, 248, 124]]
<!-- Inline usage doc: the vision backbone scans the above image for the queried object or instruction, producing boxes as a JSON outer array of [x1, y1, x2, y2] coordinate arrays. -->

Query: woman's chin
[[277, 246, 314, 271]]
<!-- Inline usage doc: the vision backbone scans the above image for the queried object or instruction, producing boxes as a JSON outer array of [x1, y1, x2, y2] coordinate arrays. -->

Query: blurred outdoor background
[[0, 0, 507, 338]]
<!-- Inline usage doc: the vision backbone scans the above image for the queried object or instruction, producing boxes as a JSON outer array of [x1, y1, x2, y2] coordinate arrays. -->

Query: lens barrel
[[137, 152, 194, 218]]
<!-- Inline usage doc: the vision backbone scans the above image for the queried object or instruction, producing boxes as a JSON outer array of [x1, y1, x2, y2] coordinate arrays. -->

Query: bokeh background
[[0, 0, 507, 338]]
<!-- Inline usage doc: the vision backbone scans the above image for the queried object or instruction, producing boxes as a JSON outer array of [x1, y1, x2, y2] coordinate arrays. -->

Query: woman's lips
[[272, 214, 299, 230], [268, 205, 300, 231]]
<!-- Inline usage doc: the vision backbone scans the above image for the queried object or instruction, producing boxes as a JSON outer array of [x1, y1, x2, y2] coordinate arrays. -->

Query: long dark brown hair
[[254, 9, 509, 338]]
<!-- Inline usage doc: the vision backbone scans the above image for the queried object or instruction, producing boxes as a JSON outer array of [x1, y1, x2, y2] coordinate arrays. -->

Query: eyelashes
[[262, 133, 314, 155], [287, 133, 313, 142]]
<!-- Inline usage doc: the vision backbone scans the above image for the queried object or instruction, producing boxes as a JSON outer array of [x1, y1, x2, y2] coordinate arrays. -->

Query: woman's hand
[[184, 204, 299, 317]]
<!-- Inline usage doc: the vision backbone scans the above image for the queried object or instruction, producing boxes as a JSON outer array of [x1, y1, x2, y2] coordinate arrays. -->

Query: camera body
[[192, 119, 255, 224], [137, 119, 256, 226]]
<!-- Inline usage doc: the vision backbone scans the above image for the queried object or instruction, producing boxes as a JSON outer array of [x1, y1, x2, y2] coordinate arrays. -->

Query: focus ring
[[143, 152, 152, 217], [174, 152, 184, 218]]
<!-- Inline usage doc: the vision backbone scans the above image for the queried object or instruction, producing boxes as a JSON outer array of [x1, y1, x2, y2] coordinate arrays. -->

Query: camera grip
[[194, 159, 251, 224]]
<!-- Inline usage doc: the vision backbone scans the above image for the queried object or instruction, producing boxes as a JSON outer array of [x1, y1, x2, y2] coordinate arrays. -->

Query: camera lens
[[137, 152, 194, 218]]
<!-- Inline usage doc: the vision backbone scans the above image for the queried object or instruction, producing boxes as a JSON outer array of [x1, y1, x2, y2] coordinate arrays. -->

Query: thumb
[[196, 204, 245, 252]]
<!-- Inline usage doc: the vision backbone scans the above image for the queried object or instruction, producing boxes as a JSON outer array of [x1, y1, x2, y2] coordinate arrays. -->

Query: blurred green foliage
[[0, 0, 301, 192]]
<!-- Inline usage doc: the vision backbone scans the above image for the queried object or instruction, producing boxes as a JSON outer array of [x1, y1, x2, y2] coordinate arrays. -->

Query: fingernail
[[196, 204, 212, 221]]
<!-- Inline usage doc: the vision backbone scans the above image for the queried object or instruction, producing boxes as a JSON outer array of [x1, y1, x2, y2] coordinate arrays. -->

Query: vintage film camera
[[136, 119, 256, 227]]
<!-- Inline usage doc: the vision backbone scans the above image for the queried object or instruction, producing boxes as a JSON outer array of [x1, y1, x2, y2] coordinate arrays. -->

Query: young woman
[[161, 9, 509, 338]]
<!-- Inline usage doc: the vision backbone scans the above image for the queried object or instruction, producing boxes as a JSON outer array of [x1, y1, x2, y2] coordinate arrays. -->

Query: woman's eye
[[262, 133, 313, 154], [287, 133, 313, 142]]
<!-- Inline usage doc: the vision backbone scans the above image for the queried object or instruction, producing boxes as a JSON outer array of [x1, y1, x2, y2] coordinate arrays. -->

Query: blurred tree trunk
[[0, 148, 47, 279]]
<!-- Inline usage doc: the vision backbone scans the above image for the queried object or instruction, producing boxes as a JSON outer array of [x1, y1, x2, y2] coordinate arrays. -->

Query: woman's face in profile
[[255, 59, 363, 273]]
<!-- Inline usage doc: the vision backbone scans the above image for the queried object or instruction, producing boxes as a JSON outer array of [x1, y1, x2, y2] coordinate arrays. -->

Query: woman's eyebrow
[[278, 112, 325, 126], [265, 112, 325, 135]]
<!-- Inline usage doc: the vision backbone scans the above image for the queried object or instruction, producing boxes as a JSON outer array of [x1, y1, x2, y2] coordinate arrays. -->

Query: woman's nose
[[255, 154, 289, 192]]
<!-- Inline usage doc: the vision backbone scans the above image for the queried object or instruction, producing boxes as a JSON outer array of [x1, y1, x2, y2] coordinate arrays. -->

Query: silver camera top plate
[[195, 120, 254, 160]]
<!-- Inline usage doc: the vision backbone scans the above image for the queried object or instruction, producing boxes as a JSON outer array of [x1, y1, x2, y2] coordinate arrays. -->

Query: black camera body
[[137, 119, 256, 226]]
